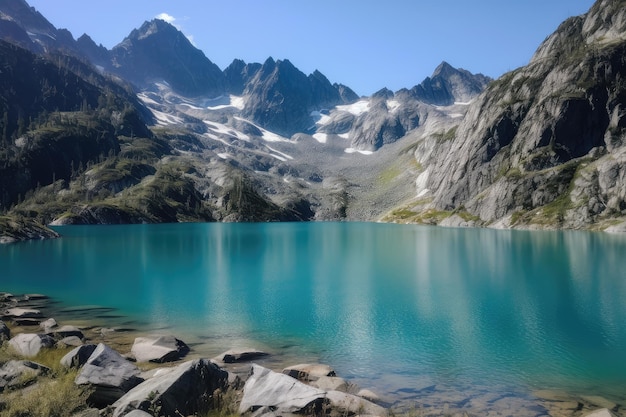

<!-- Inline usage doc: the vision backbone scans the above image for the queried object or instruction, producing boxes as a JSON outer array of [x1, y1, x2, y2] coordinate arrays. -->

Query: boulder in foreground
[[130, 335, 189, 363], [240, 364, 386, 416], [8, 333, 55, 357], [112, 359, 230, 417], [75, 343, 143, 407]]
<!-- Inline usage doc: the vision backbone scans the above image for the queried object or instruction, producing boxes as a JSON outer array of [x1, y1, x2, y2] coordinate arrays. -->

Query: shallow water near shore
[[2, 222, 626, 414]]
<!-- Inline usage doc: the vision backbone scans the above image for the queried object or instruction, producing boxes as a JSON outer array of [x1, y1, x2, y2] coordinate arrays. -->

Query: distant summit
[[111, 19, 226, 97], [408, 61, 491, 105], [0, 0, 76, 53]]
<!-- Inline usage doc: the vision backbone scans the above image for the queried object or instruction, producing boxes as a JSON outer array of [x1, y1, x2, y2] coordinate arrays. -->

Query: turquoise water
[[2, 222, 626, 406]]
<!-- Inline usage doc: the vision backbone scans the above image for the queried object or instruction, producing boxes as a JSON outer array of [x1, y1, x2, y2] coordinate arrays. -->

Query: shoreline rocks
[[1, 291, 625, 417], [130, 335, 190, 363]]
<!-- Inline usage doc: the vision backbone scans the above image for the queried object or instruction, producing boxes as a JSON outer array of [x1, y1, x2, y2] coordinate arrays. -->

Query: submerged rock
[[75, 343, 143, 407], [8, 333, 55, 357], [240, 364, 327, 415], [240, 364, 386, 416], [282, 363, 336, 381], [111, 359, 230, 417], [130, 335, 190, 363], [585, 409, 618, 417], [309, 376, 349, 392], [213, 348, 269, 364], [3, 307, 43, 319]]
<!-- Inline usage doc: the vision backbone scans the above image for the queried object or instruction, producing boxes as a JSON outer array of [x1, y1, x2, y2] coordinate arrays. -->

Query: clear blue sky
[[27, 0, 595, 96]]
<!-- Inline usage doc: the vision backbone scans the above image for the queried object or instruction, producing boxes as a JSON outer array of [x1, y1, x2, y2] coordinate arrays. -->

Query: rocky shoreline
[[1, 292, 624, 417]]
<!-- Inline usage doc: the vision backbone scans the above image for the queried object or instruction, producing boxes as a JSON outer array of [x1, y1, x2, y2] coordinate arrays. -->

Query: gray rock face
[[111, 359, 229, 417], [39, 317, 57, 332], [3, 307, 43, 319], [0, 360, 50, 392], [0, 320, 10, 341], [410, 61, 491, 106], [282, 363, 336, 381], [111, 19, 226, 97], [213, 348, 269, 364], [75, 343, 144, 407], [61, 344, 98, 368], [48, 325, 84, 340], [240, 365, 385, 417], [410, 0, 626, 230], [8, 333, 55, 357], [130, 335, 189, 363], [242, 58, 350, 137], [240, 364, 328, 415]]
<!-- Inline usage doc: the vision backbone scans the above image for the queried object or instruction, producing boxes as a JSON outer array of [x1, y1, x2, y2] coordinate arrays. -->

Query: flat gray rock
[[130, 335, 190, 363], [213, 348, 269, 364], [58, 335, 84, 347], [4, 308, 43, 319], [8, 333, 55, 357], [240, 365, 386, 416], [112, 359, 229, 417], [240, 364, 327, 415], [0, 360, 50, 392], [75, 343, 143, 407], [282, 363, 336, 381], [48, 325, 84, 340], [326, 390, 387, 416], [309, 376, 349, 392], [40, 318, 58, 331]]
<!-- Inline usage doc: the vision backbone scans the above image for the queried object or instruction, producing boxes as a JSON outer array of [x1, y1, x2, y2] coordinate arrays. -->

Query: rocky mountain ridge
[[389, 0, 626, 231], [2, 0, 624, 238]]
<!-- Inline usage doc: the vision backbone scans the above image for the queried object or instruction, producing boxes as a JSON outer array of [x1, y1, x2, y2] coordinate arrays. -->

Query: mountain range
[[0, 0, 625, 241]]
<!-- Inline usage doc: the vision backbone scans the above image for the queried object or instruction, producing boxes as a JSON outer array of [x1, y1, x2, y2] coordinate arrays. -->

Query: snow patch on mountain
[[336, 100, 369, 116], [313, 133, 328, 144], [152, 109, 184, 125], [345, 148, 373, 156], [204, 120, 250, 141], [387, 99, 401, 112]]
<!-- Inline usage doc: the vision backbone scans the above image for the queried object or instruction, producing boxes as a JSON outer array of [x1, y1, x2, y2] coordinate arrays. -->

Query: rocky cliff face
[[409, 61, 491, 106], [407, 0, 626, 230], [241, 58, 355, 136]]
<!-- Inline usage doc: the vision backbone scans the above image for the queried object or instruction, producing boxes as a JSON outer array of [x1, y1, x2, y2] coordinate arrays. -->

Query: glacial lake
[[2, 222, 626, 412]]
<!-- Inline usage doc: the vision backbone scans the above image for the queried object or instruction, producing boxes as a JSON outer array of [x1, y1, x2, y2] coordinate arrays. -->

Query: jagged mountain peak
[[0, 0, 55, 33], [431, 61, 456, 77], [413, 0, 626, 230], [111, 19, 225, 97], [0, 0, 72, 53], [408, 62, 491, 106]]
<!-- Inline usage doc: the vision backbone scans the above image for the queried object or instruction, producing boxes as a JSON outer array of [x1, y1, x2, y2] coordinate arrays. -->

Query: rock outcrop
[[8, 333, 55, 357], [0, 360, 50, 392], [404, 0, 626, 230], [130, 335, 189, 363], [61, 344, 98, 369], [75, 343, 144, 407], [239, 364, 386, 417], [111, 359, 230, 417], [0, 320, 11, 341]]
